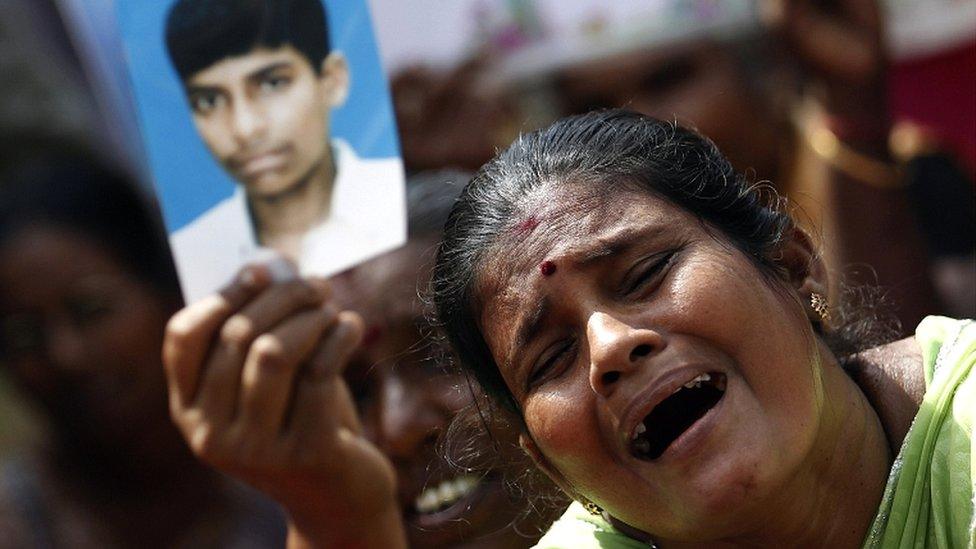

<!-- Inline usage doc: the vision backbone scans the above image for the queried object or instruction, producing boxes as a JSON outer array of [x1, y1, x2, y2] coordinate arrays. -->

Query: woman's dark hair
[[0, 148, 181, 300], [431, 109, 890, 414]]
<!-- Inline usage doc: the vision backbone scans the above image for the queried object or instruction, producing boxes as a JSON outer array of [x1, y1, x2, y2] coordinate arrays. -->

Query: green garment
[[533, 501, 649, 549], [864, 316, 975, 548], [533, 317, 975, 548]]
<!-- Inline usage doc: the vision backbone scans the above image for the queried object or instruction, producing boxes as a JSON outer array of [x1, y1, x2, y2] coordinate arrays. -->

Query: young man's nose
[[373, 375, 445, 460], [587, 311, 663, 398], [230, 99, 267, 144]]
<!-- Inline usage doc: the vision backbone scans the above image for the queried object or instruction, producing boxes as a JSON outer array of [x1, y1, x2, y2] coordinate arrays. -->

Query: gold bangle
[[804, 121, 904, 189]]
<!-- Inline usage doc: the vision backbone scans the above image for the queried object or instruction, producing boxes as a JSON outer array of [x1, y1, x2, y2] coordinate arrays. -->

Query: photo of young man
[[161, 0, 404, 302]]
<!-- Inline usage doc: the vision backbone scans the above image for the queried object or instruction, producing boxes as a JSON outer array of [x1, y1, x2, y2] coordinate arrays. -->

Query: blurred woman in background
[[0, 144, 285, 548], [332, 172, 564, 547]]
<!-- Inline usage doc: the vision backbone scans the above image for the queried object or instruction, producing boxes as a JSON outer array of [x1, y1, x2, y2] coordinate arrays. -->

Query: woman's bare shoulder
[[847, 337, 925, 452]]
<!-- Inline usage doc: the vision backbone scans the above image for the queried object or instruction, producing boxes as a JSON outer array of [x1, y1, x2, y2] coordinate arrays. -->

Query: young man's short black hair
[[165, 0, 331, 82]]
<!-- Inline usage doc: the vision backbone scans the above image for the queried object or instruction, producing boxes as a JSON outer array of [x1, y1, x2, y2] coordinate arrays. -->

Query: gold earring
[[810, 292, 831, 324], [581, 498, 603, 516]]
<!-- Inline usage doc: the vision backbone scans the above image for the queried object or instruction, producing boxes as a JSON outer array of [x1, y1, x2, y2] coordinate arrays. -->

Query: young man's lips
[[232, 148, 288, 176]]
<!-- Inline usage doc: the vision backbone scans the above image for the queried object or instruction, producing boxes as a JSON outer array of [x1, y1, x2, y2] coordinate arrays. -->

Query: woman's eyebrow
[[567, 226, 664, 269], [575, 239, 627, 265]]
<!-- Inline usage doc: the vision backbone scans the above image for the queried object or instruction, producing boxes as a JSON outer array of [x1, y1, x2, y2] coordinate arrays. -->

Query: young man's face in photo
[[184, 45, 347, 197]]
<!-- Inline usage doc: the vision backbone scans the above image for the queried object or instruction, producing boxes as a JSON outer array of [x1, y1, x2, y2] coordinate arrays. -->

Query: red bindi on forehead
[[540, 260, 557, 276]]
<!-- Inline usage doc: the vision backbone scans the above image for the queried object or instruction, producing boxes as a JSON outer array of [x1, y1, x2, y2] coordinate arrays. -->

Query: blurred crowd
[[0, 0, 972, 547]]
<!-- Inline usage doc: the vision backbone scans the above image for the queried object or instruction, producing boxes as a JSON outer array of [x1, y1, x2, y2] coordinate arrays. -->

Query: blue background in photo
[[116, 0, 401, 231]]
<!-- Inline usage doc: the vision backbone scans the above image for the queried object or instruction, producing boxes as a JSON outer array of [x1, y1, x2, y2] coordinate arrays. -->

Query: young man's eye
[[259, 75, 290, 93], [190, 93, 222, 114]]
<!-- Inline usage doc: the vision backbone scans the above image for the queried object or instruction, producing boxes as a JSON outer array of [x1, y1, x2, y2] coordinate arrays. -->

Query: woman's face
[[474, 182, 829, 540], [0, 225, 176, 454], [335, 242, 548, 549]]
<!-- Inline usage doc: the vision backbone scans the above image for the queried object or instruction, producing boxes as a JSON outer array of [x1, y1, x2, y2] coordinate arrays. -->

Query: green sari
[[534, 317, 975, 549], [864, 316, 975, 548]]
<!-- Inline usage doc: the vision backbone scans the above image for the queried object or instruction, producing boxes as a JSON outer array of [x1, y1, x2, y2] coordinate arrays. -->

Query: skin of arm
[[162, 264, 407, 548], [848, 336, 926, 453]]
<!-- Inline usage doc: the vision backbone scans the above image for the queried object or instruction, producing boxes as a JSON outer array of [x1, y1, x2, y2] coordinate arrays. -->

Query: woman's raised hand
[[162, 265, 406, 548], [762, 0, 886, 118]]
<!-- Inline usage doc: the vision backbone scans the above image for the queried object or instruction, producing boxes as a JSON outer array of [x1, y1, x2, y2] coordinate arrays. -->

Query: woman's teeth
[[630, 372, 717, 441], [414, 475, 481, 515], [683, 372, 711, 389], [629, 371, 728, 460]]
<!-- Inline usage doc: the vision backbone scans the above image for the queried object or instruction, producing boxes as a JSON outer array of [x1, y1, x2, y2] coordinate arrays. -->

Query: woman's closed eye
[[621, 250, 676, 296], [528, 339, 578, 389]]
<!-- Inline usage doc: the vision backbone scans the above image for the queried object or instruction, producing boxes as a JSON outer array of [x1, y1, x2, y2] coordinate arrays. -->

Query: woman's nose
[[374, 375, 444, 460], [587, 311, 663, 398]]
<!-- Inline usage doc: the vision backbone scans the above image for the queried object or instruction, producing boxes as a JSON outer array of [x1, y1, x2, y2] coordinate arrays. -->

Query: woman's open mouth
[[404, 471, 514, 546], [413, 474, 483, 515], [630, 372, 727, 461]]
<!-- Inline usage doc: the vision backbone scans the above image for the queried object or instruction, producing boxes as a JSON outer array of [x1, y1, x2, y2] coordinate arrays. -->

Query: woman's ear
[[772, 226, 832, 325], [518, 433, 579, 500], [773, 226, 829, 297], [319, 52, 350, 108]]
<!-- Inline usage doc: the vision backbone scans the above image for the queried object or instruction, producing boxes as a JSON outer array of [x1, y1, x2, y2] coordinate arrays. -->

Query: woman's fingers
[[285, 311, 365, 442], [165, 270, 369, 466], [309, 310, 364, 379], [193, 277, 330, 424], [163, 265, 270, 409], [236, 303, 340, 438], [762, 0, 883, 83]]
